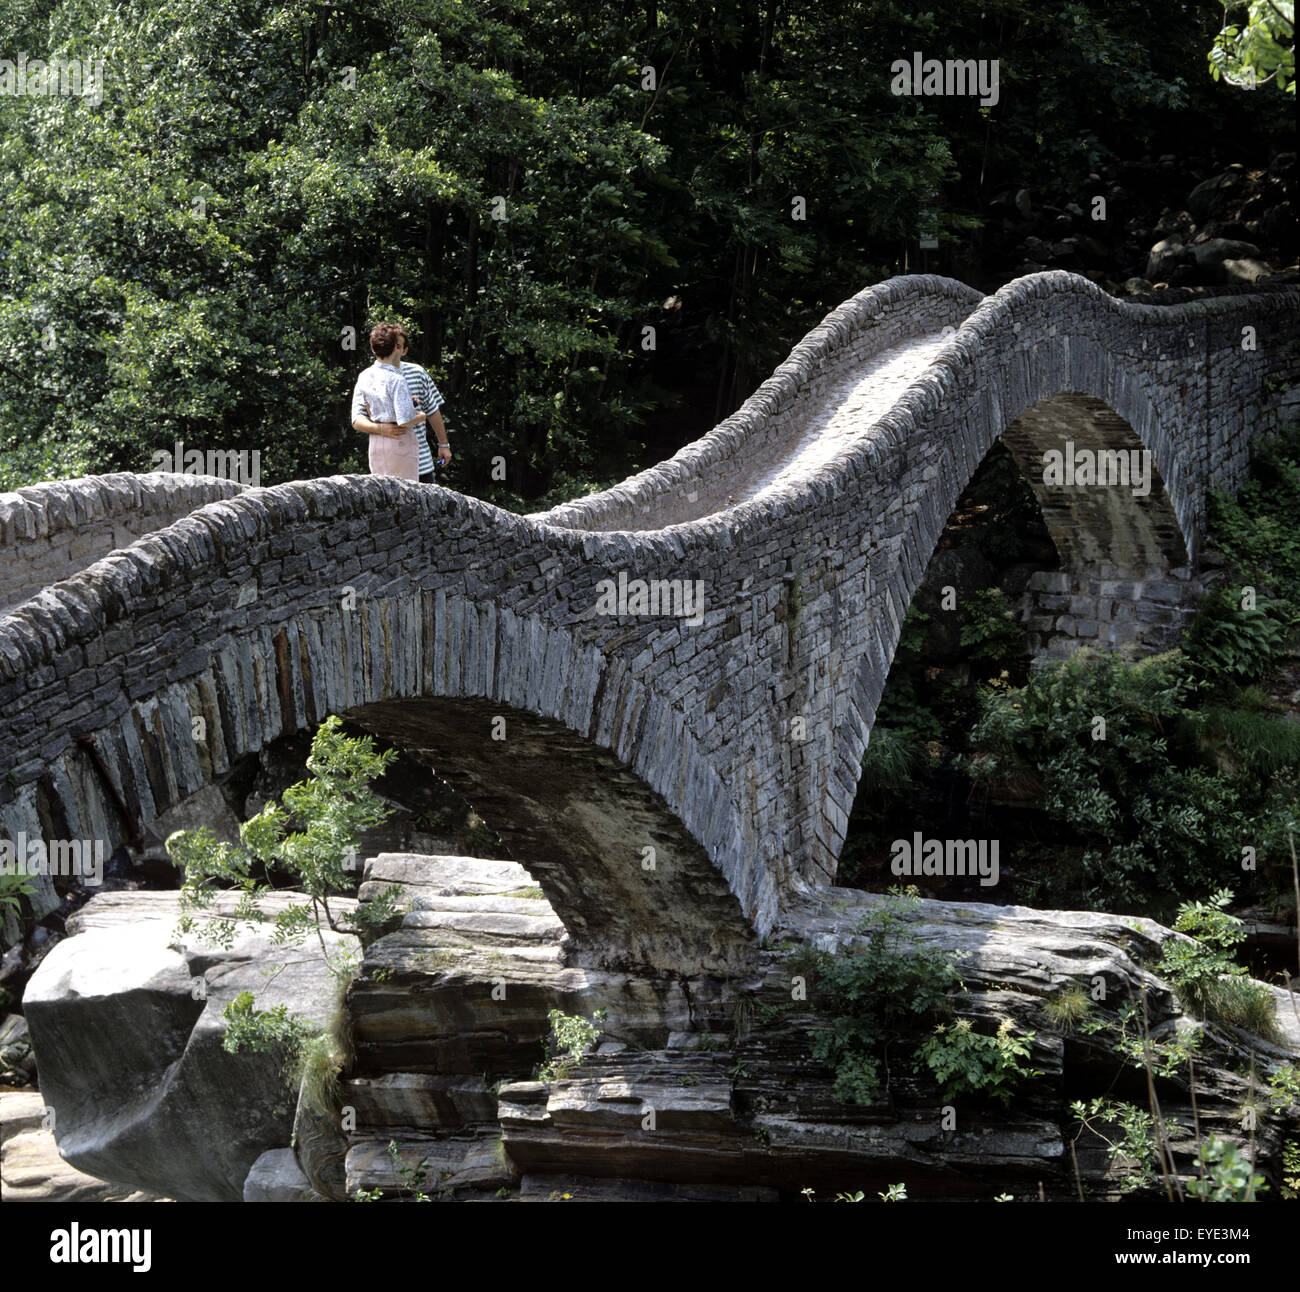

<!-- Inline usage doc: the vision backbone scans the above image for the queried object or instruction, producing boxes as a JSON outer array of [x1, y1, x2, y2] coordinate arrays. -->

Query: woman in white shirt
[[352, 322, 426, 479]]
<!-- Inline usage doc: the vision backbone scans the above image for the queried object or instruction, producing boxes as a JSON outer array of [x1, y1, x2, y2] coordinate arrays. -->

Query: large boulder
[[242, 1148, 323, 1202], [1145, 237, 1191, 282], [1221, 258, 1274, 284], [1259, 200, 1298, 251], [1190, 237, 1264, 280], [2, 1090, 169, 1202], [23, 890, 357, 1201], [1186, 167, 1258, 223]]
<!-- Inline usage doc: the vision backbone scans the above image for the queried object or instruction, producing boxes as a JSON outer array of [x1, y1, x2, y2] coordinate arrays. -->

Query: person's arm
[[421, 374, 451, 462], [428, 409, 451, 462], [354, 410, 406, 437]]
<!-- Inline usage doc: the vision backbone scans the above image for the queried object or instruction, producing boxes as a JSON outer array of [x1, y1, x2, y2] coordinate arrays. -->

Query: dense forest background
[[0, 0, 1293, 505]]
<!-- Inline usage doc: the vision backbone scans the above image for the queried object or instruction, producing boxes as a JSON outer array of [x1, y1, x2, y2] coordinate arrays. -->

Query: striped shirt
[[351, 361, 446, 477], [401, 362, 446, 476]]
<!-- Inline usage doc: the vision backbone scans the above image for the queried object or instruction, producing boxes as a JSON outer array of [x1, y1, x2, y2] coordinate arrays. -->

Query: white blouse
[[352, 360, 418, 427]]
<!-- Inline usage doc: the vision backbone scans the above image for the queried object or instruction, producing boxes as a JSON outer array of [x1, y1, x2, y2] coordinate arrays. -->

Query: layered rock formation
[[345, 855, 1299, 1201], [17, 852, 1297, 1203]]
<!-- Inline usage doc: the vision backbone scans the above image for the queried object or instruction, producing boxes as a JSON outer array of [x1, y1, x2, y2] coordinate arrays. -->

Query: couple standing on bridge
[[351, 321, 453, 483]]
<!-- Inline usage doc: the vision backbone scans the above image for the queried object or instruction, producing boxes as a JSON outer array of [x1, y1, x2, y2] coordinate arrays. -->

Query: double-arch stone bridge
[[2, 271, 1297, 974]]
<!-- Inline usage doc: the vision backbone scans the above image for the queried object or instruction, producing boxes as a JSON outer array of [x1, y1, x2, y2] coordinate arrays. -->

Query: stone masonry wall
[[0, 474, 245, 614]]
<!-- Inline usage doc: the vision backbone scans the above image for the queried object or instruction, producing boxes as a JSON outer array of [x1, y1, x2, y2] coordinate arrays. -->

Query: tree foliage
[[1209, 1, 1295, 93], [3, 2, 1284, 501], [168, 714, 401, 950]]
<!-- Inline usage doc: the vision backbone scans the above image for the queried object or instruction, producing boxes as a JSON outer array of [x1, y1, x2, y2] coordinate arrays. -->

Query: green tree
[[3, 2, 1290, 500], [1209, 1, 1295, 92], [168, 714, 402, 952]]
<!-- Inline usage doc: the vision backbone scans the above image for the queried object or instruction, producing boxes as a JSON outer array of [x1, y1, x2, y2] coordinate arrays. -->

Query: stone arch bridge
[[2, 271, 1297, 973]]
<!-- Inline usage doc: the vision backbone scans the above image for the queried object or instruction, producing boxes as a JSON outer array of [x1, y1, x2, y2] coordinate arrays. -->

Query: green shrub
[[1190, 427, 1300, 688], [1199, 977, 1278, 1036], [1185, 587, 1288, 685], [1184, 702, 1300, 778], [958, 587, 1028, 674], [384, 1139, 434, 1202], [220, 990, 317, 1094], [168, 715, 403, 950], [1043, 985, 1091, 1033], [1283, 1140, 1300, 1201], [1267, 1061, 1300, 1112], [293, 1031, 346, 1124], [802, 889, 964, 1105], [1185, 1138, 1267, 1202], [968, 650, 1293, 912], [859, 726, 926, 799], [1070, 1097, 1160, 1193], [1158, 889, 1278, 1040], [916, 1017, 1041, 1105], [1073, 1100, 1268, 1200], [0, 872, 36, 918], [1204, 428, 1300, 605], [347, 884, 406, 942], [538, 1008, 607, 1081], [1081, 998, 1203, 1079]]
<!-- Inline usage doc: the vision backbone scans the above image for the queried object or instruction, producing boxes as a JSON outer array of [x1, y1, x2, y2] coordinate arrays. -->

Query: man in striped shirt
[[352, 326, 452, 483]]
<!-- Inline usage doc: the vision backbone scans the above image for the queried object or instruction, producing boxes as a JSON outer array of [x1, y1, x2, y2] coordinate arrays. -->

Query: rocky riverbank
[[10, 851, 1297, 1203]]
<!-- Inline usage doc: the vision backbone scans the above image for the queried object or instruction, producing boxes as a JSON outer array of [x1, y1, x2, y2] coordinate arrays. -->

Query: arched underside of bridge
[[1001, 392, 1189, 573], [0, 571, 757, 975], [344, 696, 755, 973], [992, 391, 1200, 656]]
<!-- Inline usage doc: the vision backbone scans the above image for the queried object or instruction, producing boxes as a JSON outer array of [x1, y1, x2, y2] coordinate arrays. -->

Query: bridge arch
[[832, 334, 1202, 771], [1000, 391, 1188, 574], [342, 695, 752, 972], [653, 271, 1300, 892], [0, 479, 756, 972]]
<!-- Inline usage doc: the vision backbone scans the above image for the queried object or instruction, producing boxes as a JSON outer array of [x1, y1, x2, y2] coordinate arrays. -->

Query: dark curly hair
[[369, 322, 402, 358]]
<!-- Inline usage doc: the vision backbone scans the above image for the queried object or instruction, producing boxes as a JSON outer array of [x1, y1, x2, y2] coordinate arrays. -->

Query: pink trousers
[[368, 429, 420, 480]]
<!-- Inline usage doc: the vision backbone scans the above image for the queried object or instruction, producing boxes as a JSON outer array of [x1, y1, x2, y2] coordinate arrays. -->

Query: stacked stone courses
[[0, 473, 243, 613], [1, 271, 1296, 971]]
